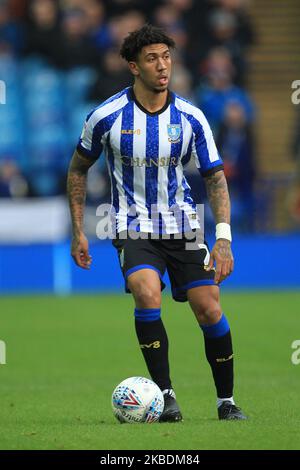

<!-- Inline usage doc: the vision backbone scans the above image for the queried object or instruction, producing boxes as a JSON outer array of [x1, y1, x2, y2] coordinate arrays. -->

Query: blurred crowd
[[0, 0, 256, 230]]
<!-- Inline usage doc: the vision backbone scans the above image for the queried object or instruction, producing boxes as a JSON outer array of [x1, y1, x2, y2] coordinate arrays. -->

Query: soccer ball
[[111, 376, 164, 423]]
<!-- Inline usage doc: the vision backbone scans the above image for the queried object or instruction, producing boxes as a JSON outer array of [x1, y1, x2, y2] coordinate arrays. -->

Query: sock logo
[[216, 353, 234, 363], [140, 341, 160, 349]]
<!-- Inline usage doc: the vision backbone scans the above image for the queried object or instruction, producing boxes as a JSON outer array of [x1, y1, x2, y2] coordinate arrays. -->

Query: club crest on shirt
[[167, 124, 181, 143]]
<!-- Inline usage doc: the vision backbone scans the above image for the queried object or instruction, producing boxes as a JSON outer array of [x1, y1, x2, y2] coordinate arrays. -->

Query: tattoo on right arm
[[67, 150, 95, 236]]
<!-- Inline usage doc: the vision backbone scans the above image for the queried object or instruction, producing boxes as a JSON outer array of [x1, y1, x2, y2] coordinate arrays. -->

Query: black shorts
[[112, 231, 217, 302]]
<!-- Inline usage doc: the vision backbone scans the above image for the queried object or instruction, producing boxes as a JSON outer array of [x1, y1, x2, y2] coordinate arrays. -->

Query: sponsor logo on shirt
[[121, 129, 142, 135], [120, 156, 178, 167]]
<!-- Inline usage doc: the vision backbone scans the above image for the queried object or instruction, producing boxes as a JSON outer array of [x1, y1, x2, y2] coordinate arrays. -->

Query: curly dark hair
[[120, 24, 175, 62]]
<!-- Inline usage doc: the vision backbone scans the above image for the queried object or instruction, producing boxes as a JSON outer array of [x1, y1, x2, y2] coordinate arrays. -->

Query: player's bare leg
[[127, 269, 161, 309], [128, 269, 182, 422], [188, 285, 247, 420]]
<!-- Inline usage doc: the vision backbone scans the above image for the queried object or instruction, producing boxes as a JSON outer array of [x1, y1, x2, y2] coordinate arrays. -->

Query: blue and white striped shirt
[[77, 87, 223, 234]]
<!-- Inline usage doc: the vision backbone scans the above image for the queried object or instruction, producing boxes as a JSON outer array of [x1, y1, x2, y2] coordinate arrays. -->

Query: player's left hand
[[205, 239, 234, 284]]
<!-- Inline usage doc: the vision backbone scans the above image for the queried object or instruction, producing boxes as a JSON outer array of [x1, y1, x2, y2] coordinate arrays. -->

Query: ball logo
[[123, 390, 142, 407], [112, 377, 164, 423]]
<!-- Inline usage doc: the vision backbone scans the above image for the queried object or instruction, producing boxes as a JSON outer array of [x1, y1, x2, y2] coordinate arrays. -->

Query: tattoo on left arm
[[204, 170, 230, 225]]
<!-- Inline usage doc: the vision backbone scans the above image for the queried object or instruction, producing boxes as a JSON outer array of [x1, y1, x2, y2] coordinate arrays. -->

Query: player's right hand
[[71, 232, 92, 269], [206, 239, 234, 284]]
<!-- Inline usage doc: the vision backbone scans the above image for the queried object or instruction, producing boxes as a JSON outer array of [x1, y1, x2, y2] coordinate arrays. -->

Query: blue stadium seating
[[0, 57, 99, 188], [65, 67, 96, 105]]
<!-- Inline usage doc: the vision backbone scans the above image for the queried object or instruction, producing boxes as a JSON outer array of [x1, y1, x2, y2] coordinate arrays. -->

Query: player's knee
[[135, 289, 161, 308], [129, 281, 161, 308], [194, 301, 222, 326]]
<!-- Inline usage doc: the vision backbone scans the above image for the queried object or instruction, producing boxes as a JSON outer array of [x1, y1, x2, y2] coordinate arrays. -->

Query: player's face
[[130, 44, 172, 93]]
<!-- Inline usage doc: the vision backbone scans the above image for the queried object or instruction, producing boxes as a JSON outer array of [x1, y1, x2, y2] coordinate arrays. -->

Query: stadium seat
[[68, 103, 96, 142], [28, 169, 64, 197], [0, 56, 19, 85], [65, 67, 97, 103]]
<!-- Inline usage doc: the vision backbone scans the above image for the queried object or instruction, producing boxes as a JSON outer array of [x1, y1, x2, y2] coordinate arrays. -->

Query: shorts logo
[[140, 341, 160, 349], [167, 124, 181, 143]]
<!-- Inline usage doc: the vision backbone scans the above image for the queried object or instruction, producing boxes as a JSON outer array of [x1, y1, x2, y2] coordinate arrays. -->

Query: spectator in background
[[0, 159, 28, 197], [23, 0, 61, 63], [89, 8, 145, 101], [287, 107, 300, 223], [0, 0, 23, 55], [108, 9, 145, 48], [90, 47, 132, 102], [166, 0, 194, 12], [291, 107, 300, 163], [55, 7, 100, 70], [82, 0, 113, 52], [170, 61, 195, 102], [152, 1, 188, 58], [0, 0, 256, 210], [218, 0, 254, 52], [196, 47, 254, 134], [206, 8, 244, 85], [215, 0, 254, 85], [160, 0, 197, 35], [103, 0, 162, 19], [217, 101, 255, 230], [182, 1, 212, 81], [187, 0, 254, 85], [8, 0, 27, 19]]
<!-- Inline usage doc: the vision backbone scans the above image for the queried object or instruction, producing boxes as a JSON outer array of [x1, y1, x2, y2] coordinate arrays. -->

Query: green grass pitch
[[0, 292, 299, 450]]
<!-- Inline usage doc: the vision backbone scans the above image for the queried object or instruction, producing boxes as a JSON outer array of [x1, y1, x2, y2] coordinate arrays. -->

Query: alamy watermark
[[0, 80, 6, 105], [95, 201, 205, 250], [0, 340, 6, 365], [291, 80, 300, 105], [291, 340, 300, 365]]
